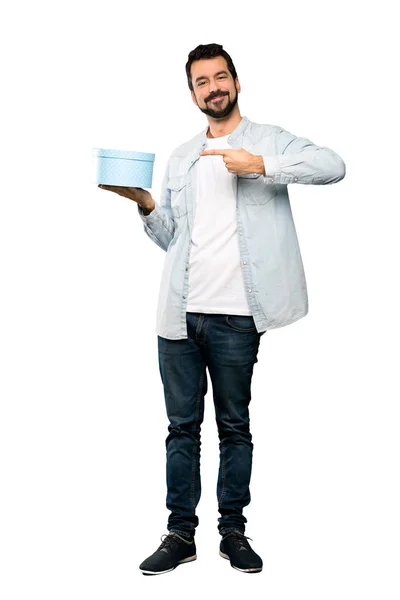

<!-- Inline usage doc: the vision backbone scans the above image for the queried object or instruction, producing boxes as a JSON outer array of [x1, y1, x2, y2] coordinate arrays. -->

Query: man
[[99, 43, 346, 576]]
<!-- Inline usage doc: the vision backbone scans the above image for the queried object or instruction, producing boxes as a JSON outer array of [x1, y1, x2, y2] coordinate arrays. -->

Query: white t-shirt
[[186, 134, 252, 315]]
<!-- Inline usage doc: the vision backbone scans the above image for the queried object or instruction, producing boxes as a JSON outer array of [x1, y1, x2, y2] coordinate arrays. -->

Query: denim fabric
[[158, 311, 266, 537], [138, 116, 346, 340]]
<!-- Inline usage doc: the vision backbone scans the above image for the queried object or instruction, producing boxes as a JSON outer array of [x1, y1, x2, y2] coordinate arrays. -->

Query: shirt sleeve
[[137, 157, 175, 252], [262, 127, 346, 185]]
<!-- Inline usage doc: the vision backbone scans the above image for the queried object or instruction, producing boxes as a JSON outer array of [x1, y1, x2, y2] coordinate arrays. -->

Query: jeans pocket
[[225, 314, 257, 333]]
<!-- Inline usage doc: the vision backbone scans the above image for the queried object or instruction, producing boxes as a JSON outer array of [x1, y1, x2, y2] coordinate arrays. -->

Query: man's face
[[190, 56, 240, 119]]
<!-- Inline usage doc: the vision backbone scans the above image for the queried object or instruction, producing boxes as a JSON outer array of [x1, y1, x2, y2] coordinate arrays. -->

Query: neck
[[206, 108, 242, 139]]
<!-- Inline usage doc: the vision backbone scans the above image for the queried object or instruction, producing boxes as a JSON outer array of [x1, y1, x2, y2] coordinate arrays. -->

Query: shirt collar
[[199, 115, 249, 150]]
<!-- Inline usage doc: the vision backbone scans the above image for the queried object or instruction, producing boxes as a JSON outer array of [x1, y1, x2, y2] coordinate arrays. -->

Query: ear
[[191, 90, 198, 105], [235, 78, 241, 94]]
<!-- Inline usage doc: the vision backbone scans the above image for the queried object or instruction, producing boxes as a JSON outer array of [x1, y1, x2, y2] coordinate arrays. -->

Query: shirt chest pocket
[[168, 175, 188, 218], [238, 173, 277, 205]]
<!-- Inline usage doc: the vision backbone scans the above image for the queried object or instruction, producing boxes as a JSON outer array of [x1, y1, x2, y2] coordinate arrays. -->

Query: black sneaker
[[219, 531, 263, 573], [139, 532, 197, 576]]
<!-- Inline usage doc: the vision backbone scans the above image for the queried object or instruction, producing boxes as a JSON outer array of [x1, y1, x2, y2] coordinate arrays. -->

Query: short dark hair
[[185, 43, 238, 92]]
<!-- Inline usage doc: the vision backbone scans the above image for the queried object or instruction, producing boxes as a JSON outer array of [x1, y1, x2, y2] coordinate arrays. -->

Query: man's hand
[[98, 185, 154, 211], [199, 148, 265, 175]]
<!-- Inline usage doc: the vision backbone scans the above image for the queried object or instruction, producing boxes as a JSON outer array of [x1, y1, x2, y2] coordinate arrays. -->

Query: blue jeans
[[157, 312, 266, 539]]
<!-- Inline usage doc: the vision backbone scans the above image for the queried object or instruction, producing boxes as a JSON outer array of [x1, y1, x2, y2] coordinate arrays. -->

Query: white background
[[1, 0, 399, 598]]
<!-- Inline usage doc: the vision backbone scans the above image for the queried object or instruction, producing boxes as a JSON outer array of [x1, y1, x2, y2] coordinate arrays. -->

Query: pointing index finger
[[200, 149, 228, 156]]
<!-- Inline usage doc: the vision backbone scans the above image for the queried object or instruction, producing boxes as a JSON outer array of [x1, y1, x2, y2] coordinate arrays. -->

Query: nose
[[208, 77, 223, 96]]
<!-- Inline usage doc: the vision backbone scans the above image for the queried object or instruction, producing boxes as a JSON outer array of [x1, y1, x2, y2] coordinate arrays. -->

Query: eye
[[198, 81, 205, 86]]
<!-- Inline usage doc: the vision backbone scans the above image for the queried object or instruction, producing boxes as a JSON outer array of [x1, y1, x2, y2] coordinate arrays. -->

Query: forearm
[[138, 196, 156, 215], [139, 202, 155, 216]]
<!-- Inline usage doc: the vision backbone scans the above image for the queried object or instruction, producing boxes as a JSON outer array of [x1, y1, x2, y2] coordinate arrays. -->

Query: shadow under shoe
[[139, 532, 197, 575], [220, 531, 263, 573]]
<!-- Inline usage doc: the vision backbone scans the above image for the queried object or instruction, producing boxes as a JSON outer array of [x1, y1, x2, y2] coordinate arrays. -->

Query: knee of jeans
[[167, 419, 202, 438], [216, 425, 252, 444], [216, 417, 250, 433]]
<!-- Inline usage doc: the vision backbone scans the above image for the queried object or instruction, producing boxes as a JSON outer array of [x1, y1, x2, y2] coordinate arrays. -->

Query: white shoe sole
[[140, 554, 197, 575], [219, 550, 263, 573]]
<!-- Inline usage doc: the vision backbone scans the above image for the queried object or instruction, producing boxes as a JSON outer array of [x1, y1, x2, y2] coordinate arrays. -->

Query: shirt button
[[239, 232, 243, 236], [185, 267, 188, 271], [243, 260, 247, 264], [183, 296, 186, 299], [295, 177, 298, 181], [248, 289, 252, 293]]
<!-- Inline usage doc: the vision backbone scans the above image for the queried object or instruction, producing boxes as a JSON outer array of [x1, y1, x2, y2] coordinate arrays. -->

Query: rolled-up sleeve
[[137, 157, 175, 252], [262, 128, 346, 185]]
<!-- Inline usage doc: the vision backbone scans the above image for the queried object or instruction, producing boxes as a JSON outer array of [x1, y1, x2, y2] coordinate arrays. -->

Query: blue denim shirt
[[138, 116, 346, 339]]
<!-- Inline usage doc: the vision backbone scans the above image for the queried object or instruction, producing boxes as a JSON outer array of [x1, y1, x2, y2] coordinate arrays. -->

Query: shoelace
[[222, 531, 254, 551], [157, 532, 193, 552]]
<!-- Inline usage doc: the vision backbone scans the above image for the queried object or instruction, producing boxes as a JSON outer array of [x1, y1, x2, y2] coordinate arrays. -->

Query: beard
[[198, 88, 239, 119]]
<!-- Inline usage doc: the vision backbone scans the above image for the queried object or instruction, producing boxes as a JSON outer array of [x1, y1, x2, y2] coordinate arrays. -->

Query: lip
[[210, 95, 226, 102]]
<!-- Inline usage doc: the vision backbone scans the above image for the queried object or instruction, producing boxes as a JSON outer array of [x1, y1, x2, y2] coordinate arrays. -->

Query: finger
[[99, 185, 130, 199], [113, 186, 134, 197], [98, 184, 122, 191], [199, 149, 227, 156]]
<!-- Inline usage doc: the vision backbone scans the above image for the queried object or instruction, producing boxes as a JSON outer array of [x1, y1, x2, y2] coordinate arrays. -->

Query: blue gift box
[[93, 148, 155, 188]]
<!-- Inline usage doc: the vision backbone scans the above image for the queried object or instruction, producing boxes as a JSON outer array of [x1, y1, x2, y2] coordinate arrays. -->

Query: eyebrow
[[194, 70, 228, 84]]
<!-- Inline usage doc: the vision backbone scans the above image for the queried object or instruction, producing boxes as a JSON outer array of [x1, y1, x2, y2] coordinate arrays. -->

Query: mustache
[[206, 92, 228, 102]]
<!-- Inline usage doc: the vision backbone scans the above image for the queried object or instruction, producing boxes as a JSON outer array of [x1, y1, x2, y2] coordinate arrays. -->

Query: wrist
[[253, 155, 265, 175], [139, 200, 155, 215]]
